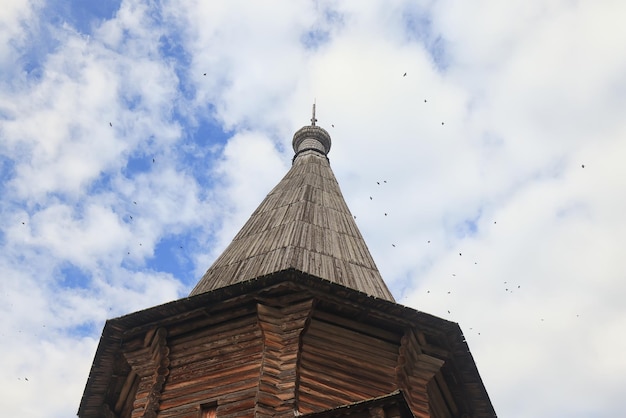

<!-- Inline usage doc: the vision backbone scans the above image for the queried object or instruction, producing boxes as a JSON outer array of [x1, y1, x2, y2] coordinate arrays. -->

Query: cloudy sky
[[1, 1, 625, 417]]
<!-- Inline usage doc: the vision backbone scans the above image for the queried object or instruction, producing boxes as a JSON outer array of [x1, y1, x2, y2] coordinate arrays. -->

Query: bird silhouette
[[109, 122, 112, 127], [369, 196, 373, 200], [582, 164, 585, 168], [152, 158, 155, 163], [403, 72, 407, 77], [203, 73, 206, 76], [392, 244, 396, 247]]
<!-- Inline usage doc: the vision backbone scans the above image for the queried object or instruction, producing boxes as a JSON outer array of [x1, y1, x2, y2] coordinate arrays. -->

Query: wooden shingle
[[191, 125, 394, 301]]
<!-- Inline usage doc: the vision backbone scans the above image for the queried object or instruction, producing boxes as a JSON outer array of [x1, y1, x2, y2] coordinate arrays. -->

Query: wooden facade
[[79, 271, 494, 417], [80, 120, 495, 417]]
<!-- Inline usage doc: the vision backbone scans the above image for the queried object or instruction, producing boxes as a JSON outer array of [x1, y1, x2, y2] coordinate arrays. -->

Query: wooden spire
[[190, 114, 394, 301]]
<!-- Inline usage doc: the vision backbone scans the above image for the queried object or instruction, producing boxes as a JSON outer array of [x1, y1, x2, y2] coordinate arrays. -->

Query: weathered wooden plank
[[167, 350, 263, 386], [306, 320, 399, 362], [299, 345, 396, 382], [298, 365, 394, 398], [255, 299, 313, 417], [158, 377, 259, 410], [319, 313, 393, 343], [302, 334, 398, 369]]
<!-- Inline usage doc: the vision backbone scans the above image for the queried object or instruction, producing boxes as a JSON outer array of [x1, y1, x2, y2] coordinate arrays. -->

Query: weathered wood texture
[[397, 329, 451, 418], [190, 151, 394, 302], [299, 391, 414, 418], [297, 313, 400, 414], [256, 297, 314, 417], [157, 311, 263, 418], [81, 277, 495, 418]]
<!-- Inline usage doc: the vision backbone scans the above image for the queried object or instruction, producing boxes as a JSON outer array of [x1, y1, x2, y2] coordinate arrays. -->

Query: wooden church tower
[[79, 109, 496, 418]]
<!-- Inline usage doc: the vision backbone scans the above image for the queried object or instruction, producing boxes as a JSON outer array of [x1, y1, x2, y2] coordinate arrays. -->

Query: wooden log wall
[[256, 297, 314, 417], [157, 307, 263, 418], [297, 310, 400, 414], [396, 329, 453, 418], [124, 327, 170, 418], [103, 286, 463, 418]]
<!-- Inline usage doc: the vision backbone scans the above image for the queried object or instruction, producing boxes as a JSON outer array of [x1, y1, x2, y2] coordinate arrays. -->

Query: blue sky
[[2, 1, 626, 417]]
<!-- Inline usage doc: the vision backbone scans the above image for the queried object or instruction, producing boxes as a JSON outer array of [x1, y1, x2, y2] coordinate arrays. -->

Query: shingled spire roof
[[190, 107, 395, 301]]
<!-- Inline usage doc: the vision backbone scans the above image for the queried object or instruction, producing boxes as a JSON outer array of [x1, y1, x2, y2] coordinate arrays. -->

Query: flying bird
[[424, 99, 427, 103], [203, 73, 206, 76], [392, 244, 396, 247], [109, 122, 112, 127], [369, 196, 373, 200], [403, 72, 407, 77], [441, 122, 445, 125], [581, 164, 585, 168], [331, 124, 335, 127]]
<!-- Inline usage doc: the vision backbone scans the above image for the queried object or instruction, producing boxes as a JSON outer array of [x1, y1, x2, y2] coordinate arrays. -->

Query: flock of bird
[[343, 71, 589, 337]]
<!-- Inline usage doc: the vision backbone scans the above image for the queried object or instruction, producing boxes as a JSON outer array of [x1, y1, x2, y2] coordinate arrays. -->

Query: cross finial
[[311, 102, 317, 126]]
